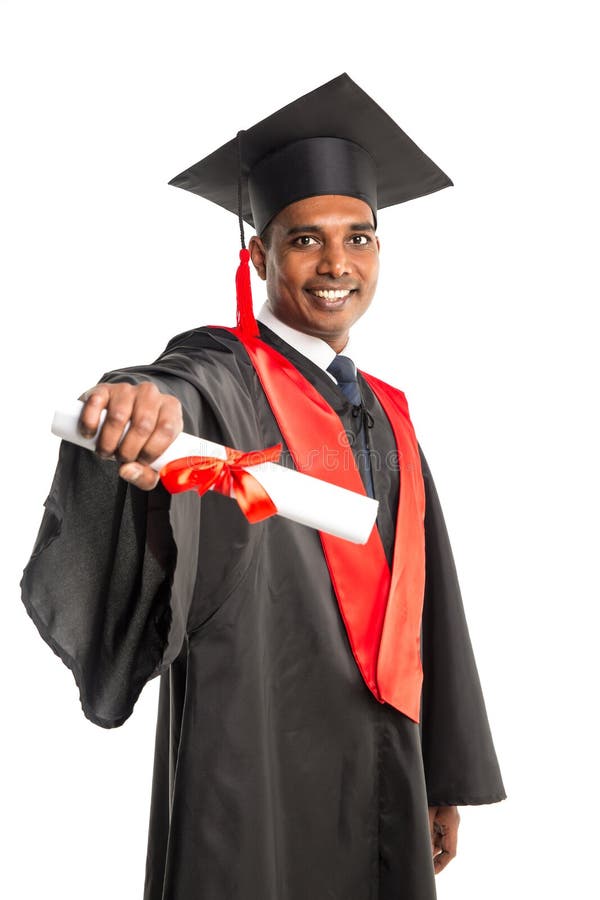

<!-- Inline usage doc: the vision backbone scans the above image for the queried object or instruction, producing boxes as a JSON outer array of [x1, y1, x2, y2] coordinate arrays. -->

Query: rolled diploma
[[51, 402, 379, 545]]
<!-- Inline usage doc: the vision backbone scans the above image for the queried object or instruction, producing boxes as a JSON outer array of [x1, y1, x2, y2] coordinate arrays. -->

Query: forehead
[[272, 194, 375, 230]]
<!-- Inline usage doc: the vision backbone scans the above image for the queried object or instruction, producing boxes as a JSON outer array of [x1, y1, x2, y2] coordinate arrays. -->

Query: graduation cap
[[168, 73, 452, 335]]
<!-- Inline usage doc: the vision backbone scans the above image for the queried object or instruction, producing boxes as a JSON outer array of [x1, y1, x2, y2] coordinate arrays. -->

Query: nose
[[316, 240, 352, 278]]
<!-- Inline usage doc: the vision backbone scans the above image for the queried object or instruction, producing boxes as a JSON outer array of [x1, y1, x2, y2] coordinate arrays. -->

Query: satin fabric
[[229, 328, 427, 722], [159, 443, 282, 523], [22, 323, 506, 899]]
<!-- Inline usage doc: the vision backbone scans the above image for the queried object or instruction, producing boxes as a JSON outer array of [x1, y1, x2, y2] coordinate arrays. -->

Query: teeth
[[312, 289, 351, 300]]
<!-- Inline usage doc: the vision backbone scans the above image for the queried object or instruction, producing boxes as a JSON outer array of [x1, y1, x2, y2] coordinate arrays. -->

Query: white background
[[1, 1, 598, 897]]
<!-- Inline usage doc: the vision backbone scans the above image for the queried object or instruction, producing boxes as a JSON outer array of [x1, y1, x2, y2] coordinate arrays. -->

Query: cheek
[[266, 261, 303, 306], [277, 258, 310, 290], [369, 257, 380, 285], [359, 258, 379, 291], [266, 259, 288, 290]]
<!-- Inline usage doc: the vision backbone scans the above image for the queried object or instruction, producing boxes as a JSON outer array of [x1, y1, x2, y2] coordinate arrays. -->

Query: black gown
[[21, 323, 506, 900]]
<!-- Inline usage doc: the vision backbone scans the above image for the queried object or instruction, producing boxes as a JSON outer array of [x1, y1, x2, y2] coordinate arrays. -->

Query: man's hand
[[78, 382, 184, 491], [428, 805, 460, 874]]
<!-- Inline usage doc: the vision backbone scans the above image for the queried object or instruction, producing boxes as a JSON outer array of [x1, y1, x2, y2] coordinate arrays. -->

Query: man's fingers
[[116, 382, 162, 463], [432, 834, 452, 873], [77, 380, 182, 488], [433, 849, 452, 873], [93, 383, 141, 458], [431, 806, 459, 874], [439, 823, 458, 861], [78, 385, 111, 438], [136, 395, 184, 464], [119, 462, 161, 491]]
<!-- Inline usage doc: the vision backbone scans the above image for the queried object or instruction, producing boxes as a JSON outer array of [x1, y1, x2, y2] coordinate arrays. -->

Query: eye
[[349, 234, 371, 245], [294, 235, 319, 246]]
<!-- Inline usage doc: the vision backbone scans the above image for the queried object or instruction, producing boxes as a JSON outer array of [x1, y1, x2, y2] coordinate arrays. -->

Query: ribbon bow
[[159, 443, 282, 523]]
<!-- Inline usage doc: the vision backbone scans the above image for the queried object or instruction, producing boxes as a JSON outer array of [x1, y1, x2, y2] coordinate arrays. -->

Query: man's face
[[249, 194, 380, 352]]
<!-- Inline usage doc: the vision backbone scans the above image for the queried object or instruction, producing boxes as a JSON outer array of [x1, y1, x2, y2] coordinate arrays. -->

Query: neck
[[285, 321, 350, 354], [328, 334, 350, 354], [260, 302, 351, 354]]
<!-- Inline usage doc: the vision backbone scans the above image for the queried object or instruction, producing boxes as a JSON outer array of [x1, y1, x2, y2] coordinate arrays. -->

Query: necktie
[[327, 355, 361, 405], [327, 355, 375, 498]]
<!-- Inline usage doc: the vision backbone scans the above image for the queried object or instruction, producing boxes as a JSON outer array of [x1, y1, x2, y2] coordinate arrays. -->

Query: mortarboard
[[168, 73, 452, 335]]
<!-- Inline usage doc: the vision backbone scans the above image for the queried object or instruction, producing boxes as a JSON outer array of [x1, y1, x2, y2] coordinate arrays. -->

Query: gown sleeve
[[418, 445, 507, 806], [20, 369, 218, 729]]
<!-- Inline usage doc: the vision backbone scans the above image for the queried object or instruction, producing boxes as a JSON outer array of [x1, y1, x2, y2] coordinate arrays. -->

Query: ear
[[249, 236, 267, 281]]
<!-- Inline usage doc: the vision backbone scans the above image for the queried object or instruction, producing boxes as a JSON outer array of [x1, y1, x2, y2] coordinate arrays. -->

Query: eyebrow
[[286, 221, 376, 236]]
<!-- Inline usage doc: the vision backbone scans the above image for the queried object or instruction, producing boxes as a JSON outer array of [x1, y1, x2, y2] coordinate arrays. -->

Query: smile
[[311, 289, 351, 300]]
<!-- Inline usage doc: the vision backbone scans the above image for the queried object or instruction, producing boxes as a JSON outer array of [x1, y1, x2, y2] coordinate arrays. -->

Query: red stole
[[225, 327, 426, 723]]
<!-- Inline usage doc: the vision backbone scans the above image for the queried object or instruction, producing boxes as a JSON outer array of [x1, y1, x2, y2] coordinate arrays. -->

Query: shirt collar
[[256, 302, 357, 374]]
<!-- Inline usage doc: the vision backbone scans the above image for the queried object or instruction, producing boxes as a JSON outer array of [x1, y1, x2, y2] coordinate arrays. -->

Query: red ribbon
[[159, 443, 282, 523]]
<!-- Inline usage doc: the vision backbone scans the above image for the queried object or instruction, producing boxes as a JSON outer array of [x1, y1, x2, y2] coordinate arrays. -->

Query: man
[[22, 75, 505, 900]]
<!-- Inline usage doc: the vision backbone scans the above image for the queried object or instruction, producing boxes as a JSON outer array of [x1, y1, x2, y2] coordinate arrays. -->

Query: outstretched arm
[[22, 369, 210, 728]]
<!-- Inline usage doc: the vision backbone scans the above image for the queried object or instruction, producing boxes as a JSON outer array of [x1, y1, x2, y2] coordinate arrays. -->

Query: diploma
[[52, 402, 379, 544]]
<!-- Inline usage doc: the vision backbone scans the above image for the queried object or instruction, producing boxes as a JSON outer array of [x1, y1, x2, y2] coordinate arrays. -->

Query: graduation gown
[[22, 323, 506, 900]]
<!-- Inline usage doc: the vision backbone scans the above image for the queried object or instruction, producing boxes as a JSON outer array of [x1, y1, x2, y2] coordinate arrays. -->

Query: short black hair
[[259, 221, 274, 249]]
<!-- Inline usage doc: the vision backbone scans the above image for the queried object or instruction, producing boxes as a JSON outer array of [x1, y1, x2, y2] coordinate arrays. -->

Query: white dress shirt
[[256, 302, 358, 380]]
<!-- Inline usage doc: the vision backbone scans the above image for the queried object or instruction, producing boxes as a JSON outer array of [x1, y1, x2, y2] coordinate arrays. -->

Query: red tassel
[[235, 248, 259, 337]]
